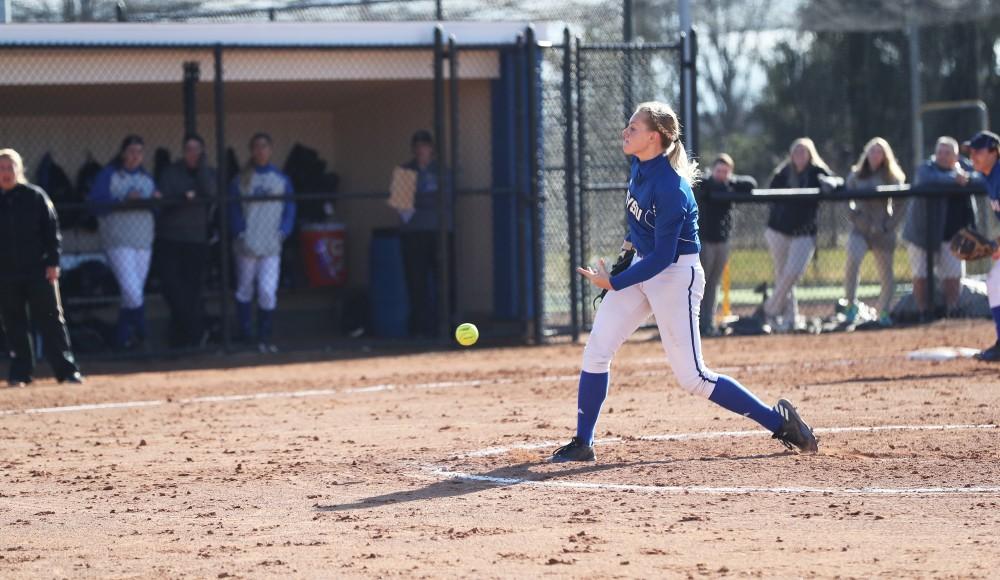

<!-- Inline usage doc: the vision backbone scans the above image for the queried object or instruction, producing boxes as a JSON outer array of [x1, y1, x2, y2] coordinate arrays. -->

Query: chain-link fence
[[1, 47, 225, 357], [0, 29, 526, 359], [709, 184, 991, 335], [2, 14, 996, 365]]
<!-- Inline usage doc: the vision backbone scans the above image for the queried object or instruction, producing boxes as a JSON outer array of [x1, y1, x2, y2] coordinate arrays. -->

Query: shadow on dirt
[[316, 452, 791, 512]]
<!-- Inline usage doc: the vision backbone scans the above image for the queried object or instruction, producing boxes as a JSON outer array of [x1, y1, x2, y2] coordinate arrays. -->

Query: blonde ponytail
[[667, 140, 700, 185], [634, 101, 700, 185]]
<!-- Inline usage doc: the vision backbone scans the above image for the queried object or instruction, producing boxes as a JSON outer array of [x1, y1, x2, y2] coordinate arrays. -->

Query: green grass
[[727, 246, 992, 288]]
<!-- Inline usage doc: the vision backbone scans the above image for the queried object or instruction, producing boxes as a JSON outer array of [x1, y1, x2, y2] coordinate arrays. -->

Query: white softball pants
[[763, 228, 815, 321], [106, 247, 151, 309], [235, 254, 281, 310], [987, 259, 1000, 309], [582, 254, 717, 398]]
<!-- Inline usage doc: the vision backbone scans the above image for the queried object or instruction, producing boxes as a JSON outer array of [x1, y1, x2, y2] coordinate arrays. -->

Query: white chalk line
[[0, 373, 588, 417], [425, 423, 1000, 496], [424, 467, 1000, 496], [0, 354, 897, 418]]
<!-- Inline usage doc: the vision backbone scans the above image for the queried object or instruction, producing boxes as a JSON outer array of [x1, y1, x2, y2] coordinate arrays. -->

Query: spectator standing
[[842, 137, 907, 326], [0, 149, 83, 386], [387, 130, 453, 338], [760, 138, 835, 331], [157, 134, 215, 348], [694, 154, 756, 335], [89, 135, 159, 349], [228, 133, 296, 353], [901, 137, 976, 320]]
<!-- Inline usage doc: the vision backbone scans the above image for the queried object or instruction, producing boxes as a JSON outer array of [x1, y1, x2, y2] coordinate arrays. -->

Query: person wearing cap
[[387, 130, 453, 338], [967, 130, 1000, 361]]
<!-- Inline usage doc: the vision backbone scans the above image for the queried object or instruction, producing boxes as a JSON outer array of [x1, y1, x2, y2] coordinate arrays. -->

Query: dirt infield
[[2, 320, 999, 579]]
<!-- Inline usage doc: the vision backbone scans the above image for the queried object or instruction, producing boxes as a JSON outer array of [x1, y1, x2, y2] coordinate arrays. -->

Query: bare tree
[[696, 0, 774, 151]]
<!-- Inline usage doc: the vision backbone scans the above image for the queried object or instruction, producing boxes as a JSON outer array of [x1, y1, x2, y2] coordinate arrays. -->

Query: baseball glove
[[593, 241, 636, 307], [949, 227, 997, 261]]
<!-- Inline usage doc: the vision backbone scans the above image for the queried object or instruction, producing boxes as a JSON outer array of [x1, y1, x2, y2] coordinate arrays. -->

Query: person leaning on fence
[[0, 149, 83, 386], [156, 133, 216, 349], [841, 137, 907, 327], [88, 135, 160, 350], [694, 153, 756, 336], [757, 138, 837, 332], [901, 136, 976, 321], [228, 132, 296, 353], [386, 130, 453, 338]]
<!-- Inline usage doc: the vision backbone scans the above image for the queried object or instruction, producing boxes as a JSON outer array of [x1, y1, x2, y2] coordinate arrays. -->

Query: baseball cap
[[965, 130, 1000, 151], [411, 129, 434, 147]]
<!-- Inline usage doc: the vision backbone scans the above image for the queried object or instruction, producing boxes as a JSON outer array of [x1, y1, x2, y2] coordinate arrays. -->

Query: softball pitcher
[[968, 131, 1000, 361], [552, 102, 818, 462]]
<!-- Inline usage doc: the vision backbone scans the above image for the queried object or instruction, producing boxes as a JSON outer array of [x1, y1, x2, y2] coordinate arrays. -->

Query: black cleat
[[975, 342, 1000, 362], [58, 372, 85, 385], [772, 399, 818, 454], [551, 437, 596, 463]]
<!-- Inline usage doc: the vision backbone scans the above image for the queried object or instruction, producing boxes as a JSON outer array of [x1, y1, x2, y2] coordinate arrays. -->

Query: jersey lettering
[[625, 189, 656, 226], [625, 189, 643, 223]]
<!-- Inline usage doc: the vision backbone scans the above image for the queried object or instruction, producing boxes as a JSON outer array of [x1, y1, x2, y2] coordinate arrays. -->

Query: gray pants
[[763, 228, 815, 323], [699, 241, 730, 332], [844, 229, 895, 314]]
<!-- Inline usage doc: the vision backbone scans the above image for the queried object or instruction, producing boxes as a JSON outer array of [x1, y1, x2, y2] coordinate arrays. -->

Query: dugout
[[0, 22, 559, 349]]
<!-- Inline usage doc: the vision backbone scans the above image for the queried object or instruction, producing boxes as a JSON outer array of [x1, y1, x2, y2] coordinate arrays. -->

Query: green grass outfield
[[544, 245, 991, 310]]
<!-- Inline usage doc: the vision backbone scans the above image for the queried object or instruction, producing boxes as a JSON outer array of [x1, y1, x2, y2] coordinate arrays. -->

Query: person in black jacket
[[695, 154, 756, 335], [156, 134, 216, 348], [0, 149, 83, 387], [761, 138, 836, 332]]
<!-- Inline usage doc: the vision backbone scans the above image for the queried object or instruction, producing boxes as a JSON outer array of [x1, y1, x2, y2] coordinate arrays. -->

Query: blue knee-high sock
[[991, 307, 1000, 343], [708, 375, 783, 433], [133, 306, 147, 341], [575, 371, 609, 446], [114, 308, 132, 348]]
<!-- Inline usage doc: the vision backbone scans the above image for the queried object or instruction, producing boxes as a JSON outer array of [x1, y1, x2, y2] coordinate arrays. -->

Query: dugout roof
[[0, 21, 563, 48]]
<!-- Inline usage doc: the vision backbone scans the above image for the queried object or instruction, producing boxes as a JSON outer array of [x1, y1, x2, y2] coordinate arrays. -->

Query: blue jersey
[[983, 160, 1000, 221], [610, 155, 700, 290]]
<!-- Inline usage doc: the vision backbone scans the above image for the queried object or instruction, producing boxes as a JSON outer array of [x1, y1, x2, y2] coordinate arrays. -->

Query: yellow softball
[[454, 323, 479, 347]]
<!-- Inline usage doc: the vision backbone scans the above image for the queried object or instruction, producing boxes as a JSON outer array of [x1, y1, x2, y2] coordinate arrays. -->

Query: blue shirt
[[610, 155, 701, 290], [983, 159, 1000, 221]]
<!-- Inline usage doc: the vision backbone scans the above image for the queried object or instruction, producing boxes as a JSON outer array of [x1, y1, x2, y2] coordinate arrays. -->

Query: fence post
[[434, 26, 450, 343], [562, 27, 580, 343], [514, 36, 529, 341], [575, 35, 589, 327], [183, 61, 200, 137], [622, 0, 634, 123], [213, 44, 231, 351], [526, 26, 544, 345], [448, 34, 459, 329], [688, 28, 699, 157]]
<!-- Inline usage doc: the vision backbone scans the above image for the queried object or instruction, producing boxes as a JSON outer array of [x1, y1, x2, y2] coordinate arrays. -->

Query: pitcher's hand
[[577, 259, 612, 291]]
